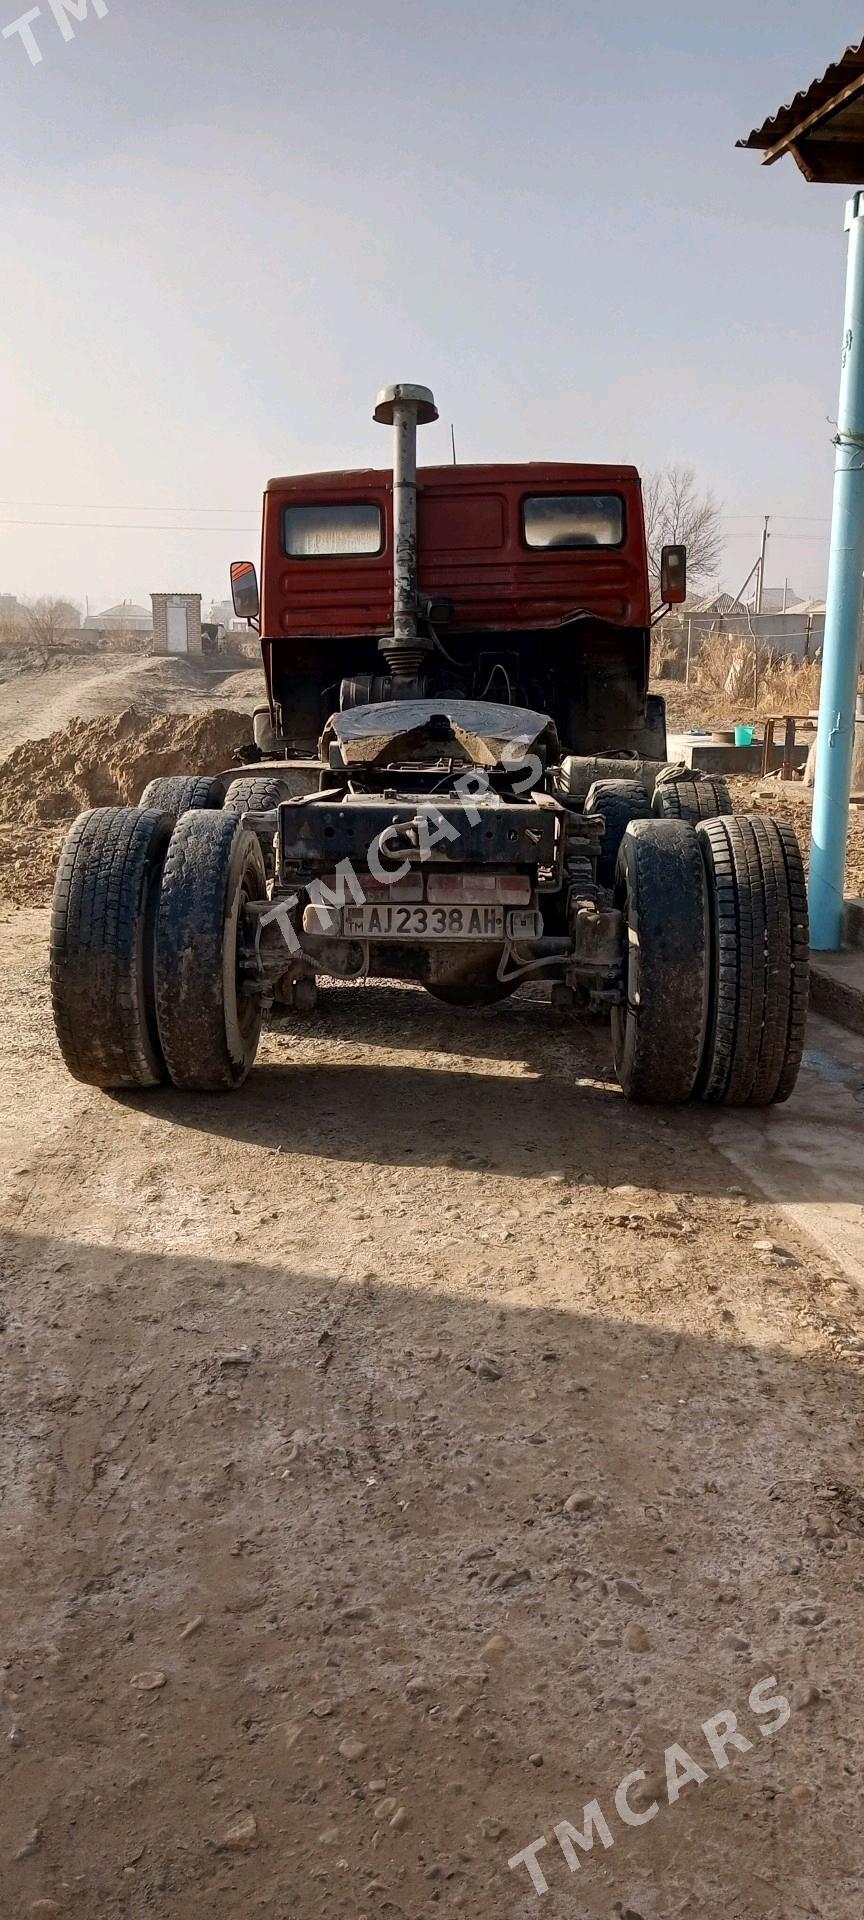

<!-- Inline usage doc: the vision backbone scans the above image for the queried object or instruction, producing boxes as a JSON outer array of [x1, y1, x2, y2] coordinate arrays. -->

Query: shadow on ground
[[1, 1222, 862, 1918], [116, 981, 864, 1206]]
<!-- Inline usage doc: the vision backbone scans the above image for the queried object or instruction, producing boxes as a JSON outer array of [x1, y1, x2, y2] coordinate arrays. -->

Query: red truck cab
[[247, 456, 666, 760], [261, 462, 650, 637]]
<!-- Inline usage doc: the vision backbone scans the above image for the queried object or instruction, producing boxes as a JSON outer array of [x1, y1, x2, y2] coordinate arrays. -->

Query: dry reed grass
[[690, 632, 821, 718]]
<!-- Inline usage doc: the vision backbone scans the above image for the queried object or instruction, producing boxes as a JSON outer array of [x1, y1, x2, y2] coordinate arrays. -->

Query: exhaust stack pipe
[[374, 382, 438, 681]]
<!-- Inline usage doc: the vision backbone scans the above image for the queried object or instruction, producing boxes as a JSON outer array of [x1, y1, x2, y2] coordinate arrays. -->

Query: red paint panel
[[419, 490, 506, 551], [260, 463, 650, 640]]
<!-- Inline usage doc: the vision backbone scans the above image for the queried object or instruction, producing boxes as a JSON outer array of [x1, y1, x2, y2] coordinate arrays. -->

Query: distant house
[[679, 588, 826, 662], [209, 596, 251, 638], [83, 601, 153, 634], [745, 591, 825, 658], [759, 587, 793, 613], [688, 591, 749, 620]]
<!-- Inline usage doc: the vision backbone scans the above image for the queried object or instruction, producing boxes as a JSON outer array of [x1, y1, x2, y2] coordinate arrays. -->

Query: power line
[[0, 501, 259, 514], [725, 530, 829, 544], [0, 518, 256, 533], [720, 513, 830, 527]]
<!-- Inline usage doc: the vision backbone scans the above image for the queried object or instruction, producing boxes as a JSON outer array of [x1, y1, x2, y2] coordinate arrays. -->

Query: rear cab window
[[523, 494, 625, 550], [282, 502, 383, 558]]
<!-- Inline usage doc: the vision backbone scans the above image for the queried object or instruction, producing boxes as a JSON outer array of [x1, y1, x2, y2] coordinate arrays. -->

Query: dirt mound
[[0, 706, 253, 829], [0, 707, 253, 906]]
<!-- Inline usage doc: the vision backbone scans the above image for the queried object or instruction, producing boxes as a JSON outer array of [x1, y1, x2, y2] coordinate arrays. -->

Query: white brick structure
[[150, 593, 203, 657]]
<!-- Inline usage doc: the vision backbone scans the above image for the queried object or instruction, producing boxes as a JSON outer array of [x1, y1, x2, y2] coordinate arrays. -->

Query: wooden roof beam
[[789, 141, 816, 181]]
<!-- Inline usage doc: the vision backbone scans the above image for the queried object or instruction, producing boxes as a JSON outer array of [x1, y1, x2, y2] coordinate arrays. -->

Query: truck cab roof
[[264, 460, 642, 491]]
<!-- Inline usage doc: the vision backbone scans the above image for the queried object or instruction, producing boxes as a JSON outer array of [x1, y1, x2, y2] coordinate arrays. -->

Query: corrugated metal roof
[[738, 38, 864, 180], [686, 592, 748, 617]]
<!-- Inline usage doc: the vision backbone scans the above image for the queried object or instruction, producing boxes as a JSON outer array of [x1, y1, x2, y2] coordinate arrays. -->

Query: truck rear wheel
[[652, 773, 732, 824], [155, 811, 267, 1091], [696, 814, 809, 1106], [50, 807, 171, 1089], [611, 819, 709, 1104], [138, 774, 225, 817], [222, 777, 286, 813], [223, 778, 286, 876], [584, 779, 653, 887]]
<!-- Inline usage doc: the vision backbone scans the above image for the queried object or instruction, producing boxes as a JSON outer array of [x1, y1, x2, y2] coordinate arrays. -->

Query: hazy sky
[[2, 1, 862, 615]]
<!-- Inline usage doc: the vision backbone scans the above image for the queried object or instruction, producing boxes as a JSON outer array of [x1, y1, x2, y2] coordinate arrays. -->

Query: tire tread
[[155, 810, 266, 1091], [51, 807, 170, 1088], [696, 814, 808, 1106], [138, 774, 225, 816], [653, 775, 732, 824], [585, 779, 653, 887], [611, 819, 709, 1104]]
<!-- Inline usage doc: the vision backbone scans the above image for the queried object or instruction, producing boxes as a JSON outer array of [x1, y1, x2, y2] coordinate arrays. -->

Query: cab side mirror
[[231, 560, 260, 621], [660, 545, 687, 605]]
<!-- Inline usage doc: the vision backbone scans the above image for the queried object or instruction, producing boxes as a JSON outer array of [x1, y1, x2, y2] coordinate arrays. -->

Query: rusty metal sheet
[[320, 698, 559, 769]]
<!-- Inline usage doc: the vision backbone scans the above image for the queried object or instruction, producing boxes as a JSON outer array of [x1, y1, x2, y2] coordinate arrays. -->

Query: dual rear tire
[[50, 808, 172, 1089], [612, 815, 809, 1106], [611, 821, 709, 1104], [697, 814, 809, 1106], [155, 812, 267, 1089], [51, 807, 267, 1093], [585, 772, 733, 890], [50, 804, 809, 1109]]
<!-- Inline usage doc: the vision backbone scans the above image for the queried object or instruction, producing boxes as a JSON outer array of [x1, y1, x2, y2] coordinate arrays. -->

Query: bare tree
[[642, 466, 723, 600], [23, 597, 81, 669]]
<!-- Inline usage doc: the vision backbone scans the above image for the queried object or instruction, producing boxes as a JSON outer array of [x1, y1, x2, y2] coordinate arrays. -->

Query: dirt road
[[0, 650, 261, 760], [1, 661, 863, 1919]]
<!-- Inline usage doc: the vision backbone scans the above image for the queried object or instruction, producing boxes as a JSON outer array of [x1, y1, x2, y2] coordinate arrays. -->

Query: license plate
[[343, 904, 505, 940]]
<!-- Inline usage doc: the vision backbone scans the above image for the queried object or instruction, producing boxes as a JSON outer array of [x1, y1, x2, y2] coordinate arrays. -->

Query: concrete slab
[[845, 897, 864, 949], [667, 733, 809, 774], [711, 1013, 864, 1285], [809, 948, 864, 1037]]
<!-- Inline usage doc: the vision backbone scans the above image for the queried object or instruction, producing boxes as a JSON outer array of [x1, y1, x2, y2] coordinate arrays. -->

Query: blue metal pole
[[809, 191, 864, 950]]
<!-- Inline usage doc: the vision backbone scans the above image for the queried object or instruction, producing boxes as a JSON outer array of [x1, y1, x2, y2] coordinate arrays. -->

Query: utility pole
[[755, 515, 770, 613], [810, 191, 864, 949], [738, 49, 864, 954]]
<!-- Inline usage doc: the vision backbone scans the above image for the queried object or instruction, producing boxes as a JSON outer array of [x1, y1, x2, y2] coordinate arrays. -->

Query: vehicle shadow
[[121, 982, 864, 1208], [3, 1223, 862, 1918]]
